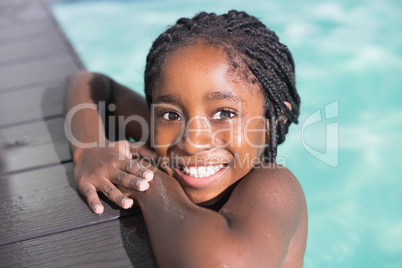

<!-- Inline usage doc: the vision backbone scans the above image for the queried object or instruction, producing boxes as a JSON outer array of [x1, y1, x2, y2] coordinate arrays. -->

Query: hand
[[73, 140, 156, 214]]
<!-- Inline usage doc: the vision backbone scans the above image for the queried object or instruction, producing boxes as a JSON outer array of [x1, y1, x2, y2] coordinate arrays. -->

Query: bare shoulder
[[231, 163, 305, 212], [221, 164, 307, 267]]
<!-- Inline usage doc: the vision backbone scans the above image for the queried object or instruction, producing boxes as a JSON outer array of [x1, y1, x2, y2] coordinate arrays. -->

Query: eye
[[212, 110, 236, 120], [160, 111, 181, 121]]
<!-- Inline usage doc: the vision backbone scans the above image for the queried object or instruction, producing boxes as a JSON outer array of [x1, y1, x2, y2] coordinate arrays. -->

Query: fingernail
[[136, 179, 149, 191], [144, 170, 154, 181], [94, 204, 103, 214], [122, 197, 133, 209]]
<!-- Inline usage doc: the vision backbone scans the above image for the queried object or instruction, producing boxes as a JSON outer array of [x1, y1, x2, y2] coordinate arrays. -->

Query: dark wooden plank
[[0, 54, 77, 91], [0, 163, 140, 246], [0, 0, 85, 70], [0, 0, 40, 7], [0, 117, 71, 175], [0, 33, 68, 64], [41, 0, 86, 70], [0, 19, 55, 43], [0, 215, 156, 268], [0, 80, 66, 127], [0, 0, 47, 28]]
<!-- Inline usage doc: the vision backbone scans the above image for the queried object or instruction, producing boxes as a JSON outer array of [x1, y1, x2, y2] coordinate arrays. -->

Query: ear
[[282, 101, 292, 124], [264, 117, 270, 144]]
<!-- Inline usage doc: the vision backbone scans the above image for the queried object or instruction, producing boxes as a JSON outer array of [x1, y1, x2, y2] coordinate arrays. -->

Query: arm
[[65, 71, 155, 213], [121, 163, 306, 268], [65, 71, 151, 148]]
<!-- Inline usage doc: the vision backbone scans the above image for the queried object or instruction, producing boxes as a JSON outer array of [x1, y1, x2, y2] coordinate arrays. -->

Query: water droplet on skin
[[205, 68, 209, 73], [220, 207, 230, 214]]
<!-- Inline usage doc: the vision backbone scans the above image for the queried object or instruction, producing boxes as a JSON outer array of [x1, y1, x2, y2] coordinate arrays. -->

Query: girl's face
[[151, 44, 267, 204]]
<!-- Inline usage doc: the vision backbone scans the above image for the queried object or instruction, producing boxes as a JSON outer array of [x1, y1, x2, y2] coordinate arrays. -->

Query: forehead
[[153, 44, 262, 103]]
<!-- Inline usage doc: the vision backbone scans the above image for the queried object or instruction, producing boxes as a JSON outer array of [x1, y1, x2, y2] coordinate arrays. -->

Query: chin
[[182, 188, 217, 205], [183, 186, 230, 207]]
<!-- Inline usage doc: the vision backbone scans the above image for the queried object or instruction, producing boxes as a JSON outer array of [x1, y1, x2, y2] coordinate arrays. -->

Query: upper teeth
[[181, 165, 224, 178]]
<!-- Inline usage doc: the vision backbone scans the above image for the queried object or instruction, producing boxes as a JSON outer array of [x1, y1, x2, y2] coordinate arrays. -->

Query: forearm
[[65, 71, 151, 160], [65, 71, 109, 160], [65, 72, 156, 213], [134, 171, 237, 268]]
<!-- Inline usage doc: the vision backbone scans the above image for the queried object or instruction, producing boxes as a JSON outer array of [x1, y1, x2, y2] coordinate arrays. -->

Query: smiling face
[[151, 43, 268, 204]]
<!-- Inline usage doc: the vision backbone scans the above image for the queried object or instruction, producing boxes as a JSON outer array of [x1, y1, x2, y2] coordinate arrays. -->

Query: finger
[[81, 184, 104, 214], [108, 140, 132, 159], [112, 170, 151, 191], [130, 143, 157, 160], [99, 180, 134, 209], [117, 140, 132, 159], [119, 159, 154, 181], [118, 185, 143, 207], [139, 147, 157, 161]]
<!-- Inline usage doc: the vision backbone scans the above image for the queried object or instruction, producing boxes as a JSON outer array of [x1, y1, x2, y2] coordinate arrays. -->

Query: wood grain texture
[[0, 33, 69, 64], [40, 0, 86, 70], [0, 1, 155, 266], [0, 0, 48, 29], [0, 163, 140, 246], [0, 54, 77, 91], [0, 117, 71, 175], [0, 80, 66, 128], [0, 215, 156, 268], [0, 19, 55, 44]]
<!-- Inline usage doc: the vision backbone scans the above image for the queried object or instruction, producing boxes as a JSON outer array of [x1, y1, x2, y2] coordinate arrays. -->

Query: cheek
[[240, 118, 266, 154], [153, 122, 183, 154], [210, 121, 236, 147], [211, 119, 266, 148], [211, 119, 266, 159]]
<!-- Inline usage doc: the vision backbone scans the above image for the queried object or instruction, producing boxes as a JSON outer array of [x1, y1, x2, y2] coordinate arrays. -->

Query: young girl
[[66, 10, 307, 267]]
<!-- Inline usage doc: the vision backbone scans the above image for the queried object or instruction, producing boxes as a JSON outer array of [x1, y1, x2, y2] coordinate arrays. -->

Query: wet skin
[[152, 44, 268, 205], [136, 44, 307, 267], [66, 43, 307, 267]]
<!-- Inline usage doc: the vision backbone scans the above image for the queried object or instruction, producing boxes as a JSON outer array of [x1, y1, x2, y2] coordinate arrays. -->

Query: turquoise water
[[52, 0, 402, 267]]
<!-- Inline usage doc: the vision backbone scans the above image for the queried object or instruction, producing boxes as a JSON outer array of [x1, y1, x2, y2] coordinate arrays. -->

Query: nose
[[177, 115, 212, 154]]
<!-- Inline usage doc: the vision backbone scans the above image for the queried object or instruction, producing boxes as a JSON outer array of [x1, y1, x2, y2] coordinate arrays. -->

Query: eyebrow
[[154, 91, 243, 104], [154, 94, 179, 104], [204, 91, 242, 104]]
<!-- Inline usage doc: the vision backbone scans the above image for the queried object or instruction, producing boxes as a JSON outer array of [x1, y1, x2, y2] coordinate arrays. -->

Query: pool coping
[[40, 0, 86, 70]]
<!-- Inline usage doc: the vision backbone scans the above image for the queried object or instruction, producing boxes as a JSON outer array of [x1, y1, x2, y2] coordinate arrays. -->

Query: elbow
[[156, 232, 286, 268], [155, 216, 238, 268], [156, 230, 248, 268], [69, 70, 93, 86], [165, 249, 283, 268], [158, 248, 238, 268], [160, 246, 269, 268]]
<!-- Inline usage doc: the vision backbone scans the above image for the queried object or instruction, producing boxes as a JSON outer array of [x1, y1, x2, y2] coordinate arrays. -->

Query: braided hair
[[144, 10, 300, 162]]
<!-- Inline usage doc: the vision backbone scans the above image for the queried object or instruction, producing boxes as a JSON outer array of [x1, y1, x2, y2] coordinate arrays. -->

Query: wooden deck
[[0, 0, 156, 266]]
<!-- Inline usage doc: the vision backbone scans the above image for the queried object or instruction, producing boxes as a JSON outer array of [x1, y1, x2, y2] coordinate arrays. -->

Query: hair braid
[[144, 10, 300, 162]]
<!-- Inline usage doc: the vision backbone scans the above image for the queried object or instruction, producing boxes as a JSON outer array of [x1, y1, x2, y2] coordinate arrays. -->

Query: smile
[[175, 164, 228, 188], [180, 164, 225, 178]]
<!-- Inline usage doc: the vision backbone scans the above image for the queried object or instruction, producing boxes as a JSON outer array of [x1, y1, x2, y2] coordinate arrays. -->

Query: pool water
[[52, 0, 402, 267]]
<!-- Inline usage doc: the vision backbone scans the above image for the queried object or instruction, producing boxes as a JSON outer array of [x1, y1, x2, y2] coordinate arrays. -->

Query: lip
[[174, 159, 231, 167], [175, 165, 228, 188]]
